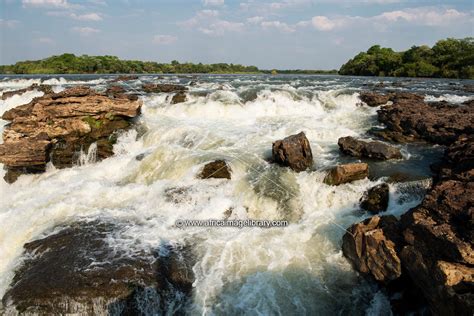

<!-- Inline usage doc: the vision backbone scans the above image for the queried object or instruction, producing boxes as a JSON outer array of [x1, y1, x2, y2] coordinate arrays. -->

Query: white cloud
[[0, 19, 20, 28], [247, 16, 264, 24], [22, 0, 73, 9], [261, 21, 295, 33], [71, 26, 100, 36], [48, 11, 102, 21], [153, 35, 178, 45], [311, 16, 346, 31], [180, 10, 243, 36], [203, 0, 224, 6], [199, 20, 244, 36]]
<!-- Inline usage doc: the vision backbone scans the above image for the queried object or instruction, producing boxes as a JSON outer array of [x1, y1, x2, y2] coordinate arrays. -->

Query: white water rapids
[[0, 75, 467, 315]]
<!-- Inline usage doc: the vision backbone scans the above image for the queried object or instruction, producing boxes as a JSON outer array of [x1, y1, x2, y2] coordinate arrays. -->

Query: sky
[[0, 0, 473, 69]]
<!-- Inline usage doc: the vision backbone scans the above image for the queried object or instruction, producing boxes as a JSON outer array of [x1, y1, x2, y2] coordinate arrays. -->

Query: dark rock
[[360, 183, 389, 213], [1, 84, 53, 100], [111, 75, 139, 82], [342, 215, 402, 284], [338, 136, 402, 160], [199, 160, 231, 179], [377, 92, 474, 145], [1, 221, 194, 315], [272, 132, 313, 172], [142, 83, 187, 93], [359, 91, 391, 107], [323, 163, 368, 185], [171, 91, 187, 104], [0, 86, 141, 182]]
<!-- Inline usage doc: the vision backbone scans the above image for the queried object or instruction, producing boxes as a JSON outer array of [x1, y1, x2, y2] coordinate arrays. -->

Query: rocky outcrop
[[359, 91, 391, 107], [342, 215, 402, 283], [342, 135, 474, 315], [111, 75, 139, 82], [1, 221, 194, 315], [142, 83, 187, 93], [338, 136, 402, 160], [0, 86, 141, 182], [1, 83, 53, 100], [360, 183, 389, 213], [171, 91, 187, 104], [323, 163, 368, 185], [199, 160, 232, 179], [272, 132, 313, 172], [375, 92, 474, 145]]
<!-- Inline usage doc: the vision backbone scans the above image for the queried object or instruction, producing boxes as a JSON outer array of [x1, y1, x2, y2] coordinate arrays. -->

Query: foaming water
[[0, 74, 468, 314]]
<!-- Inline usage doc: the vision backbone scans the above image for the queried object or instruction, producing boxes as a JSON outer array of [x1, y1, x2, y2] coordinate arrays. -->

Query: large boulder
[[338, 136, 402, 160], [323, 162, 368, 185], [1, 221, 194, 315], [376, 92, 474, 145], [199, 160, 232, 179], [171, 91, 187, 104], [359, 91, 391, 107], [0, 86, 142, 182], [342, 215, 402, 283], [360, 183, 390, 213], [272, 132, 313, 172]]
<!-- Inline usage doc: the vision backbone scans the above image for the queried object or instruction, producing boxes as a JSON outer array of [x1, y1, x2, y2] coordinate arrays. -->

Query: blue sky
[[0, 0, 473, 69]]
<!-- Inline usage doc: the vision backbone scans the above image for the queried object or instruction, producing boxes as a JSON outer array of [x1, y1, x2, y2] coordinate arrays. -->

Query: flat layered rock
[[1, 84, 53, 100], [272, 132, 313, 172], [338, 136, 402, 160], [0, 86, 142, 182], [323, 162, 368, 185]]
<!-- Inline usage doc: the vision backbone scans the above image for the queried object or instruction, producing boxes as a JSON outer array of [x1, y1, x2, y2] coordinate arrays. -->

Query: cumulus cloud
[[199, 20, 244, 36], [203, 0, 224, 6], [153, 35, 178, 45], [71, 26, 100, 36], [179, 10, 243, 36], [22, 0, 73, 9], [261, 21, 295, 33], [48, 11, 102, 21]]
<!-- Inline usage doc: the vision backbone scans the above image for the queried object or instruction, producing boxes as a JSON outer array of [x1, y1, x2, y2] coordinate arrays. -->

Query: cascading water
[[0, 74, 470, 315]]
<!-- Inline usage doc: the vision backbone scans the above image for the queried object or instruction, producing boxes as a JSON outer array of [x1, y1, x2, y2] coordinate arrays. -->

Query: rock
[[1, 83, 53, 100], [105, 84, 125, 96], [111, 75, 138, 82], [171, 91, 187, 104], [142, 83, 187, 93], [359, 91, 391, 107], [199, 160, 231, 179], [377, 92, 474, 145], [0, 86, 141, 182], [360, 183, 390, 213], [323, 163, 368, 185], [338, 136, 402, 160], [342, 215, 402, 283], [1, 221, 194, 315], [272, 132, 313, 172]]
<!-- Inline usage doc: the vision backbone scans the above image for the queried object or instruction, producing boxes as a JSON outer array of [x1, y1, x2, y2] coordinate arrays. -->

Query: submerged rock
[[142, 83, 187, 93], [272, 132, 313, 172], [323, 163, 368, 185], [171, 91, 187, 104], [1, 83, 53, 100], [360, 183, 389, 213], [338, 136, 402, 160], [0, 86, 141, 182], [342, 215, 402, 283], [1, 221, 194, 315], [199, 160, 232, 179]]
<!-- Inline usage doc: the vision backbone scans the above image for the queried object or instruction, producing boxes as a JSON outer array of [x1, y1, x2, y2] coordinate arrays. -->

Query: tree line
[[339, 37, 474, 79]]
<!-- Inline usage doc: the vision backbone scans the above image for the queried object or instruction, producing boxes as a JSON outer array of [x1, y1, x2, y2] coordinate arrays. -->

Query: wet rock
[[272, 132, 313, 172], [377, 92, 474, 145], [0, 86, 141, 182], [199, 160, 231, 179], [105, 84, 126, 97], [142, 83, 187, 93], [359, 91, 391, 107], [323, 162, 368, 185], [1, 83, 53, 100], [1, 221, 194, 315], [171, 91, 187, 104], [360, 183, 389, 213], [338, 136, 402, 160], [342, 215, 402, 284], [111, 75, 139, 82]]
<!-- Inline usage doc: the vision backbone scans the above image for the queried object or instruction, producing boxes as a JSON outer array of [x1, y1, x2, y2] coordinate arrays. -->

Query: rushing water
[[0, 74, 472, 315]]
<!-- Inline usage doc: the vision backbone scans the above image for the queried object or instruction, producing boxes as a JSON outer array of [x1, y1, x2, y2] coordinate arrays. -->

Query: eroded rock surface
[[338, 136, 402, 160], [142, 83, 187, 93], [1, 84, 53, 100], [323, 162, 368, 185], [272, 132, 313, 172], [360, 183, 390, 213], [0, 86, 141, 182]]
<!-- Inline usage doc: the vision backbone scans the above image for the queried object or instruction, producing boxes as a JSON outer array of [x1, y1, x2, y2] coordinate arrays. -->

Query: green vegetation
[[0, 54, 260, 74], [339, 37, 474, 79]]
